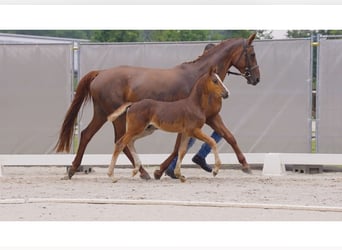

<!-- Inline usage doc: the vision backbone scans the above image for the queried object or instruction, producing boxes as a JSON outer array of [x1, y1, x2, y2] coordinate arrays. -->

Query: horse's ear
[[247, 33, 257, 45], [209, 66, 214, 75], [209, 66, 218, 76]]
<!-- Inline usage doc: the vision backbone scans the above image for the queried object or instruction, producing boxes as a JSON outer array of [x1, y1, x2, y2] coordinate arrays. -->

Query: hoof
[[175, 172, 186, 182], [61, 175, 70, 180], [67, 167, 76, 179], [153, 170, 163, 180], [139, 171, 151, 180], [108, 174, 118, 183], [179, 175, 186, 183], [132, 168, 139, 177], [213, 170, 219, 177], [242, 167, 252, 174]]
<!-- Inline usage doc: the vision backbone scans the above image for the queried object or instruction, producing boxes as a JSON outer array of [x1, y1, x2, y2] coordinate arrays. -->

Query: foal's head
[[204, 67, 229, 99]]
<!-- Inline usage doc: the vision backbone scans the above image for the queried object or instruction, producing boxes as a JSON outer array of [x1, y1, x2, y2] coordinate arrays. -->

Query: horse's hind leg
[[192, 128, 221, 176], [64, 107, 107, 180]]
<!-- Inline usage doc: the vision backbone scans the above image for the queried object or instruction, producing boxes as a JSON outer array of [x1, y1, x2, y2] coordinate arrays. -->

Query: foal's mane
[[182, 38, 241, 65]]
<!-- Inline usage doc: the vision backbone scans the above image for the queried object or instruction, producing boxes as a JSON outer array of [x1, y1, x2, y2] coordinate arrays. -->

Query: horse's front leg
[[206, 114, 251, 174], [113, 118, 151, 180], [153, 133, 182, 179]]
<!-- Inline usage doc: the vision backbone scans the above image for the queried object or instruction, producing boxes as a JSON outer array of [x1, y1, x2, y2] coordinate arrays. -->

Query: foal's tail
[[107, 102, 133, 122], [55, 70, 100, 153]]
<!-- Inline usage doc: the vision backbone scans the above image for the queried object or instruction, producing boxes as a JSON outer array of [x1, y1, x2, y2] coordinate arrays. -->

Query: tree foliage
[[287, 30, 342, 38], [0, 30, 272, 42]]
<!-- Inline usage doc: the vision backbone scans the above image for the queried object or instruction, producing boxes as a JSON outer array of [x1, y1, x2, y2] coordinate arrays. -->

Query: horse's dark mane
[[182, 38, 241, 65]]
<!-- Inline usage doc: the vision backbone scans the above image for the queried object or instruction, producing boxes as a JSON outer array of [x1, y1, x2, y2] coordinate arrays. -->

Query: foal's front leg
[[192, 128, 221, 176], [113, 118, 151, 180]]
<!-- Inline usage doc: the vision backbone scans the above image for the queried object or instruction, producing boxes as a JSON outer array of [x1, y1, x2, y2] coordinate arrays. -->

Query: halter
[[227, 39, 259, 80]]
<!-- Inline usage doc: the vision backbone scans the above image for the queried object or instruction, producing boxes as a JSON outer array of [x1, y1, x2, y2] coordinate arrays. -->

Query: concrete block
[[292, 165, 323, 174], [262, 153, 286, 176]]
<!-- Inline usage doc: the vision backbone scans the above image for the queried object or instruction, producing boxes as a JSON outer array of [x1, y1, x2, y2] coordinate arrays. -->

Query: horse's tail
[[55, 70, 100, 153], [107, 102, 133, 122]]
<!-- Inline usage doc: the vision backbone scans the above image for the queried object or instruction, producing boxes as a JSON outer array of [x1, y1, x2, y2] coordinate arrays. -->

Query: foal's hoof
[[242, 167, 252, 174], [179, 175, 186, 183], [132, 168, 139, 177], [213, 170, 219, 177], [108, 174, 119, 183], [175, 173, 186, 182]]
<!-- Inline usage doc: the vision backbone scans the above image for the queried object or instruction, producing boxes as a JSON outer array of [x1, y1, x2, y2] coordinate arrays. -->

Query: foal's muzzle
[[222, 90, 229, 99]]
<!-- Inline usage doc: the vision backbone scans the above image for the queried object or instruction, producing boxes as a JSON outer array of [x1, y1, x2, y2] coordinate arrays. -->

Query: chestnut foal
[[107, 67, 229, 182]]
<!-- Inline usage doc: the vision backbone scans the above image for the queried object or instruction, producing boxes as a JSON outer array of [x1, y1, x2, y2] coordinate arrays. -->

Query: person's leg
[[192, 131, 222, 172], [165, 137, 196, 178]]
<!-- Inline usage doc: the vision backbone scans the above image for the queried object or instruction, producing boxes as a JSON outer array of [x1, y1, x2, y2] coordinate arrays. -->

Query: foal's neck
[[188, 78, 217, 112]]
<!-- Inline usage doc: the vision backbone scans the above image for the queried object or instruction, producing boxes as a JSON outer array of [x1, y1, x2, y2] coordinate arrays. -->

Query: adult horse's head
[[231, 33, 260, 86]]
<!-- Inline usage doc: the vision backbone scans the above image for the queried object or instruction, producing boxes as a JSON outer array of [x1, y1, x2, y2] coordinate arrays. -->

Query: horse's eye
[[213, 79, 218, 84]]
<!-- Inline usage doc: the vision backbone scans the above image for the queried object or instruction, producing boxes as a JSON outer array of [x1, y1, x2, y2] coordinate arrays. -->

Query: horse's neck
[[192, 39, 241, 80]]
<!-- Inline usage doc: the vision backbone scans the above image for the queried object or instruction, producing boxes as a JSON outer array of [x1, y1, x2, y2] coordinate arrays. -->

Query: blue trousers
[[167, 131, 222, 171]]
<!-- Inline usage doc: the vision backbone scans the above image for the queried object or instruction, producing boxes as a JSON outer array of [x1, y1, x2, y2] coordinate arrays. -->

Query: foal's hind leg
[[127, 140, 142, 177], [174, 134, 189, 182], [113, 117, 151, 180], [108, 134, 133, 183], [192, 128, 221, 176]]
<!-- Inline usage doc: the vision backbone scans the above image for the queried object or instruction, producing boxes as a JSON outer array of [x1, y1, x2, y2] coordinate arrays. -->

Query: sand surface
[[1, 166, 342, 221]]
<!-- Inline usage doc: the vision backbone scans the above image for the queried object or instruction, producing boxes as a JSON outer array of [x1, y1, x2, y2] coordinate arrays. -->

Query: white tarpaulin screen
[[317, 39, 342, 153], [219, 39, 312, 153], [79, 39, 312, 154], [0, 44, 73, 153]]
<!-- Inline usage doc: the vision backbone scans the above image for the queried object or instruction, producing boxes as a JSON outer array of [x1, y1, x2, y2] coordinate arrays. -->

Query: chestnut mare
[[55, 33, 260, 180], [107, 67, 229, 182]]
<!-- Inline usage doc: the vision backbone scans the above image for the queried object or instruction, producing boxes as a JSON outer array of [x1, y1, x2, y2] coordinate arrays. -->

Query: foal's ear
[[247, 33, 257, 45]]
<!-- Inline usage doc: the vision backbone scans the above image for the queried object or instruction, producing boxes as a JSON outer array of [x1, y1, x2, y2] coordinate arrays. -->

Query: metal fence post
[[314, 34, 321, 153]]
